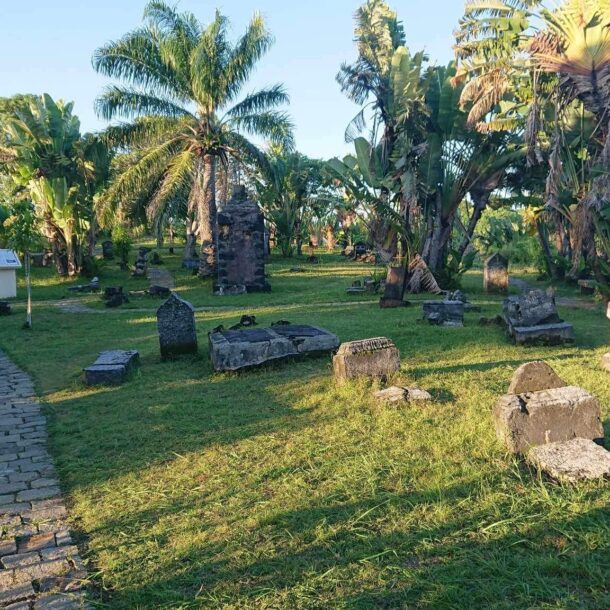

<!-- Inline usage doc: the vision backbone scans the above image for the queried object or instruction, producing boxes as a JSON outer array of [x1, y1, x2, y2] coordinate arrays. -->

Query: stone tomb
[[216, 187, 268, 293], [157, 293, 198, 359], [503, 289, 574, 345], [83, 350, 140, 386], [484, 253, 509, 293], [209, 324, 339, 371], [422, 300, 464, 327], [333, 337, 400, 382]]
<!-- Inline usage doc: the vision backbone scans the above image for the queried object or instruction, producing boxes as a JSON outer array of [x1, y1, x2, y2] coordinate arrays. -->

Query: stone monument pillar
[[216, 186, 269, 293]]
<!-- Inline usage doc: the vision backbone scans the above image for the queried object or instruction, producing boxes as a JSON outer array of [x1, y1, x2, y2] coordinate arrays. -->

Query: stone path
[[0, 353, 88, 609]]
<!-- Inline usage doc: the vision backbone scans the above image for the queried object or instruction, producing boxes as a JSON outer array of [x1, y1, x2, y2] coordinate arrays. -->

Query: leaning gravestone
[[216, 186, 268, 293], [484, 253, 509, 294], [209, 324, 339, 371], [503, 290, 574, 345], [83, 350, 139, 386], [157, 293, 197, 359], [423, 300, 464, 326], [333, 337, 400, 382], [508, 361, 566, 394]]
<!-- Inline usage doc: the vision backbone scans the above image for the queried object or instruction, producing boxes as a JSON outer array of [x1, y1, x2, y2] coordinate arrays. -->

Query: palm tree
[[93, 1, 293, 278]]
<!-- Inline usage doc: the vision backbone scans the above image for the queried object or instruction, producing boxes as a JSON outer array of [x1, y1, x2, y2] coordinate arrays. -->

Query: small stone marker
[[209, 324, 339, 371], [484, 253, 509, 293], [374, 386, 432, 403], [157, 293, 197, 360], [528, 438, 610, 483], [83, 350, 139, 386], [423, 301, 464, 327], [493, 385, 604, 454], [508, 361, 566, 394], [333, 337, 400, 382], [602, 353, 610, 372]]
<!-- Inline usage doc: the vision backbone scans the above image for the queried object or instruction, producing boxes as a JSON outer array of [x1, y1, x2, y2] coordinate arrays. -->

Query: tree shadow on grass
[[97, 475, 610, 609]]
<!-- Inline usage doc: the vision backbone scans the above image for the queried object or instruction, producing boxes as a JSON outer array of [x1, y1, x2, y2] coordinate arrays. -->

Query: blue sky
[[0, 1, 464, 159]]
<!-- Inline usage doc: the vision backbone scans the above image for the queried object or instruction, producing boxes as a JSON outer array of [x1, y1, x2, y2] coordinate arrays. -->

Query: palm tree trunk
[[198, 154, 217, 279], [457, 192, 489, 262]]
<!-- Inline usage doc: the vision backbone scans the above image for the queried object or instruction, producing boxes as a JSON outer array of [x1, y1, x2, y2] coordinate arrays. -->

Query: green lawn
[[2, 251, 609, 609]]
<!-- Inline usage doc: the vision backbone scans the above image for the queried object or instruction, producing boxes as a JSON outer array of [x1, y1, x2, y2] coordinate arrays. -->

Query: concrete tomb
[[157, 293, 198, 359], [83, 350, 140, 386], [209, 324, 339, 371], [422, 300, 464, 327], [333, 337, 400, 382]]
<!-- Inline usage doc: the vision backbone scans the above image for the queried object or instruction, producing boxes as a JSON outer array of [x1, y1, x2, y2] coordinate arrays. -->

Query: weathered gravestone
[[132, 248, 148, 278], [380, 267, 409, 308], [602, 353, 610, 372], [216, 186, 268, 293], [528, 438, 610, 483], [209, 325, 339, 371], [493, 362, 604, 454], [484, 253, 509, 294], [157, 293, 198, 359], [83, 350, 140, 386], [102, 240, 114, 260], [422, 300, 464, 327], [333, 337, 400, 382], [503, 290, 574, 345]]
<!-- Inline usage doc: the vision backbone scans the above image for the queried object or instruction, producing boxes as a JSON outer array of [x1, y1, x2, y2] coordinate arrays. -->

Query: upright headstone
[[333, 337, 400, 382], [484, 253, 509, 294], [156, 293, 198, 359], [102, 240, 114, 260], [216, 186, 268, 293]]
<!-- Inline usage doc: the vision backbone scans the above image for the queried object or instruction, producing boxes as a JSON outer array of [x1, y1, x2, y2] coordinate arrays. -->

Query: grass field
[[1, 250, 609, 609]]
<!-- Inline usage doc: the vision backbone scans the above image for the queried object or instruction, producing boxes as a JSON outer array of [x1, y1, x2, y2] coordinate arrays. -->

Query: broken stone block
[[493, 386, 604, 454], [422, 301, 464, 327], [508, 361, 566, 394], [602, 353, 610, 372], [528, 438, 610, 483], [374, 386, 434, 404], [503, 290, 574, 345], [209, 325, 339, 372], [333, 337, 400, 382], [83, 350, 139, 386], [484, 253, 509, 294]]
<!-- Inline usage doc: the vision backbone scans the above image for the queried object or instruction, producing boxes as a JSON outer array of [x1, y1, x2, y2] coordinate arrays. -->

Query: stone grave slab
[[374, 386, 432, 403], [508, 361, 566, 394], [157, 293, 197, 359], [83, 350, 139, 386], [333, 337, 400, 382], [492, 385, 604, 454], [528, 438, 610, 483], [209, 325, 339, 372], [423, 301, 464, 327]]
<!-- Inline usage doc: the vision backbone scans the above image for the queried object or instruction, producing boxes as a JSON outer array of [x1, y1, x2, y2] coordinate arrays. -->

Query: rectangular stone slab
[[83, 350, 140, 386], [528, 438, 610, 482], [493, 385, 604, 454], [209, 325, 339, 371], [510, 322, 575, 346]]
